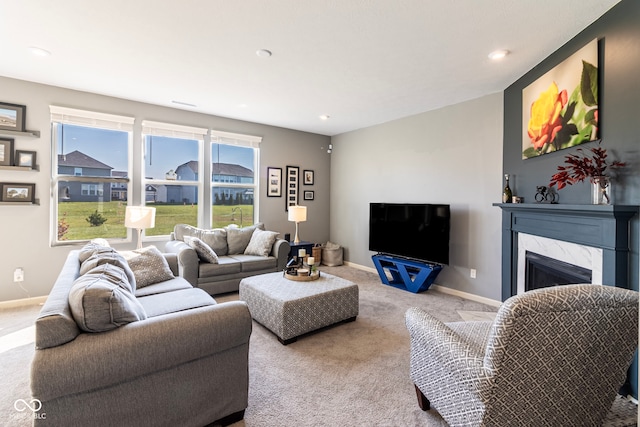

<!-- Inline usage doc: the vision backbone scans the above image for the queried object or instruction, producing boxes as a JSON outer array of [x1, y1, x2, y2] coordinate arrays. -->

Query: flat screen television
[[369, 203, 450, 265]]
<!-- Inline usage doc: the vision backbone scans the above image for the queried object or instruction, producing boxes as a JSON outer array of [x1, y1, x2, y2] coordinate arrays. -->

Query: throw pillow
[[199, 228, 228, 256], [244, 229, 279, 257], [184, 236, 219, 264], [79, 247, 137, 290], [173, 224, 228, 256], [69, 263, 147, 333], [119, 246, 175, 289], [227, 223, 265, 254]]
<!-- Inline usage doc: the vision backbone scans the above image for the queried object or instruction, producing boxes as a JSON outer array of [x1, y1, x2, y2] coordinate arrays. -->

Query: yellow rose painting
[[522, 39, 598, 159]]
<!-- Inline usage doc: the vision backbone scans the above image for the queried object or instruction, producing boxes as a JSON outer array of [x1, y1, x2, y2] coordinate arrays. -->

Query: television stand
[[371, 254, 443, 293]]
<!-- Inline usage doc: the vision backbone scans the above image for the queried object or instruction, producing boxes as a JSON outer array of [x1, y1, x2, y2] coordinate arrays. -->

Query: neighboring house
[[111, 172, 162, 203], [170, 161, 254, 205], [111, 171, 127, 201], [57, 150, 113, 202], [145, 184, 158, 203]]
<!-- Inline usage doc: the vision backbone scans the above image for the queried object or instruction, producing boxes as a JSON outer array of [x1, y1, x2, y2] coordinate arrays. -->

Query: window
[[81, 184, 103, 196], [142, 121, 207, 236], [51, 106, 133, 244], [211, 130, 260, 228]]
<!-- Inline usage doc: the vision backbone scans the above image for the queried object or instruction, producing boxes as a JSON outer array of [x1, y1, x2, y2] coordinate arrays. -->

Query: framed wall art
[[15, 150, 36, 168], [0, 138, 15, 166], [267, 166, 282, 197], [522, 39, 598, 159], [303, 169, 314, 185], [285, 165, 299, 211], [0, 182, 35, 203], [304, 190, 314, 201], [0, 102, 27, 132]]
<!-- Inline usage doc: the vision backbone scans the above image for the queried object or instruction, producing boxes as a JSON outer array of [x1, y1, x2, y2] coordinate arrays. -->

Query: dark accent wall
[[503, 0, 639, 293], [504, 0, 639, 205], [502, 0, 639, 398]]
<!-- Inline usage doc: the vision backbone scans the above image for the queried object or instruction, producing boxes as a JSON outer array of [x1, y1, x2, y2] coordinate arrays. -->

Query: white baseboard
[[0, 295, 47, 309], [343, 261, 502, 307]]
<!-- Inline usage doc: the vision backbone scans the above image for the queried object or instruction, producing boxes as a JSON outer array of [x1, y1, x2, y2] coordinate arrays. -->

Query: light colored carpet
[[0, 265, 637, 426]]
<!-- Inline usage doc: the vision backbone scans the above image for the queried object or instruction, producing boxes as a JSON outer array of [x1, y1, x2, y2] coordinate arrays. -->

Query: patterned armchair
[[405, 284, 639, 427]]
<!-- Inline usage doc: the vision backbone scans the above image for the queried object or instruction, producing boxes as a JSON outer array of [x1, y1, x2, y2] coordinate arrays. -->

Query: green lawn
[[58, 202, 254, 241]]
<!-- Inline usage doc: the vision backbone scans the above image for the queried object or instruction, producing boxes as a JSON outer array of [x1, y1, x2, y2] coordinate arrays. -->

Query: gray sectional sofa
[[164, 223, 290, 295], [30, 243, 252, 427]]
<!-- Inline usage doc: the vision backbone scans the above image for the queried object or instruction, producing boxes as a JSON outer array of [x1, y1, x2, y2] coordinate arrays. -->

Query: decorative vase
[[591, 176, 612, 205]]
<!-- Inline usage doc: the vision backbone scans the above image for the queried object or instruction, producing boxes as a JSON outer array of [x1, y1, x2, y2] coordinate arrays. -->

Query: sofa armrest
[[272, 238, 291, 270], [31, 301, 252, 402], [162, 252, 179, 276], [164, 240, 199, 286]]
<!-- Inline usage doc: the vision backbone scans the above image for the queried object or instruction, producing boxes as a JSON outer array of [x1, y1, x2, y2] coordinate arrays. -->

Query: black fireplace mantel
[[493, 203, 639, 301]]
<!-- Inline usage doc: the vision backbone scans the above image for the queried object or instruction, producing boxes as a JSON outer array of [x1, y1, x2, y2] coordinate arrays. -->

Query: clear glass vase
[[591, 176, 612, 205]]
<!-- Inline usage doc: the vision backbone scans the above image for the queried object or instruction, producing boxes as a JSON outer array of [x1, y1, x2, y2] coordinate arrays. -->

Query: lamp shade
[[125, 206, 156, 229], [288, 205, 307, 223]]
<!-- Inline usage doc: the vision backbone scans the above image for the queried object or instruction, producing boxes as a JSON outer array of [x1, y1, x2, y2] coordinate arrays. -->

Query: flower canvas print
[[522, 39, 598, 159]]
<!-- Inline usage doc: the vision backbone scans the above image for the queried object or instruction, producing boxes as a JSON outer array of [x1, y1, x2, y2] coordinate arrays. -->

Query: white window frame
[[50, 106, 134, 246], [210, 130, 261, 228], [141, 120, 207, 237]]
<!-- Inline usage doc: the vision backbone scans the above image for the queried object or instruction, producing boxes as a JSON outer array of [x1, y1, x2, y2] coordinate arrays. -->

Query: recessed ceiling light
[[28, 46, 51, 57], [171, 100, 197, 107], [319, 115, 330, 121], [256, 49, 272, 58], [488, 50, 510, 60], [237, 103, 248, 108]]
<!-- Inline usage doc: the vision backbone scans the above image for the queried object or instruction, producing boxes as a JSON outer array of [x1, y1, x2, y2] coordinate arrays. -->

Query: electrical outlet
[[14, 268, 24, 282], [470, 268, 477, 279]]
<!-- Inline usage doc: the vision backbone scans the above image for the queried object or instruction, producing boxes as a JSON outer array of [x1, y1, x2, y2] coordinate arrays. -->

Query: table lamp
[[288, 205, 307, 244], [125, 206, 156, 249]]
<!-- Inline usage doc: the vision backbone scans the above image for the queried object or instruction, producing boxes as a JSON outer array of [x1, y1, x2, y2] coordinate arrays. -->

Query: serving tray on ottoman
[[239, 271, 359, 344]]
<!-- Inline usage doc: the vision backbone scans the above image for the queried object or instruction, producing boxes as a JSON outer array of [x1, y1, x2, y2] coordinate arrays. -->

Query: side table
[[288, 240, 313, 260]]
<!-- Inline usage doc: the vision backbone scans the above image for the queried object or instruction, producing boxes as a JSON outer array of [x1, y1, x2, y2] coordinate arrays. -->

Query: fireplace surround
[[495, 203, 638, 301]]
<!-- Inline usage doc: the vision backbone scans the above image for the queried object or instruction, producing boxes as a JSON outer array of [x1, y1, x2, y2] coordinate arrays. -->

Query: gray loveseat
[[165, 223, 290, 295], [31, 244, 252, 427]]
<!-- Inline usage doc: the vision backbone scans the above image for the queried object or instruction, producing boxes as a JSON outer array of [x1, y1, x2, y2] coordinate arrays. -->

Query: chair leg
[[414, 384, 430, 411]]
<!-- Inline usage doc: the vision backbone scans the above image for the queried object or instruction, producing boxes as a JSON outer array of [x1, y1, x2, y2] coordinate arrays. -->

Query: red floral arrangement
[[549, 141, 625, 190]]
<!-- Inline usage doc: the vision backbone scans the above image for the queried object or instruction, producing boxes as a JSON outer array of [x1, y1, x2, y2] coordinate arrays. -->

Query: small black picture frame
[[0, 102, 27, 132], [0, 138, 15, 166], [0, 182, 35, 203], [267, 166, 282, 197], [304, 190, 314, 201], [303, 169, 314, 185], [15, 150, 36, 168]]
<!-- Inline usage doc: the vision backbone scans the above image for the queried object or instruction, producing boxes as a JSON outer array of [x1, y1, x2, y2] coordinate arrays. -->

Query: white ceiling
[[0, 0, 621, 136]]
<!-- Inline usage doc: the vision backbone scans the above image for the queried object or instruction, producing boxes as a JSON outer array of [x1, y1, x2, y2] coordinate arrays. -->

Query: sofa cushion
[[137, 288, 216, 318], [198, 256, 243, 278], [227, 223, 264, 254], [135, 277, 194, 297], [244, 228, 279, 257], [68, 264, 147, 332], [79, 247, 137, 290], [120, 246, 175, 289], [184, 236, 219, 264], [230, 254, 278, 272], [174, 224, 228, 256]]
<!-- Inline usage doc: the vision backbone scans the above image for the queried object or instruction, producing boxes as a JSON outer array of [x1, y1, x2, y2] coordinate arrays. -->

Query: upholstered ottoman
[[239, 271, 359, 344]]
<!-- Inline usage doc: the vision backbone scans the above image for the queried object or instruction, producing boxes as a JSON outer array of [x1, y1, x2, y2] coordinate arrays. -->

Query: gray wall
[[330, 93, 504, 301], [0, 76, 330, 302], [503, 0, 639, 292]]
